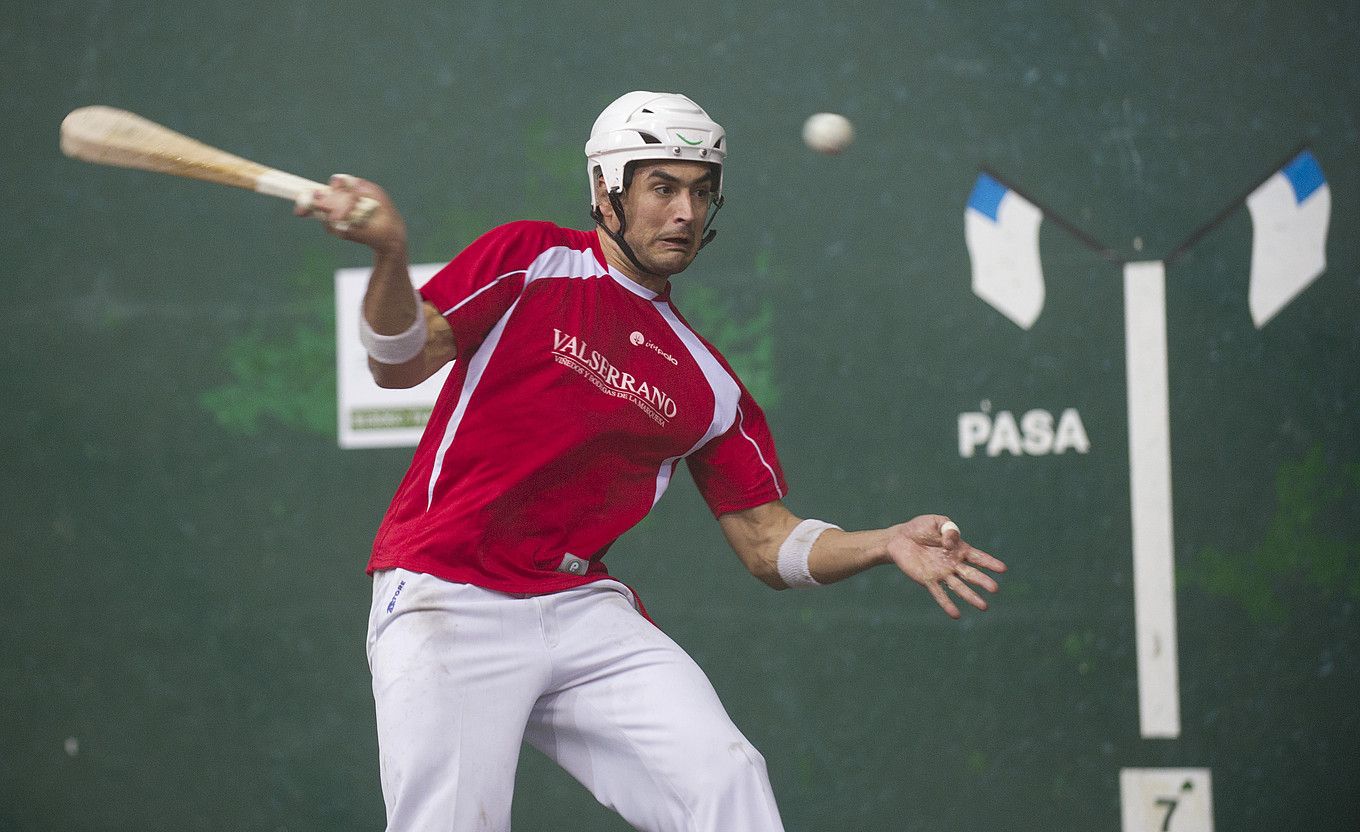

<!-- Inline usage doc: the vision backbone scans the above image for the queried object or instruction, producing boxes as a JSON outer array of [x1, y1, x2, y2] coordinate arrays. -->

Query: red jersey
[[368, 221, 787, 594]]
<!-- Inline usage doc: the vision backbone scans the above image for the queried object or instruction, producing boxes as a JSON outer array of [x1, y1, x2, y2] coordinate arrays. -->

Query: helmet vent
[[637, 132, 662, 144], [715, 137, 723, 149]]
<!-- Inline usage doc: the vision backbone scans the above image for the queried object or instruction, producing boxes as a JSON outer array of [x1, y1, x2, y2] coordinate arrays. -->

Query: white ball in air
[[802, 113, 854, 154]]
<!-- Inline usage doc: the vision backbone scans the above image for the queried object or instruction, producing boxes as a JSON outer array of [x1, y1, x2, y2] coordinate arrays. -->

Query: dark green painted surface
[[3, 2, 1357, 829]]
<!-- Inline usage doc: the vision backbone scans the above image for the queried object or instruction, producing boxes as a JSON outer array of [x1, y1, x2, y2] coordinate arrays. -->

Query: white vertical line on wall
[[1123, 260, 1181, 739]]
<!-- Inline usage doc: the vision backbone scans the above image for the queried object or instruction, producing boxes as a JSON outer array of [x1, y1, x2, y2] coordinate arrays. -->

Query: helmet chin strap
[[699, 194, 724, 250], [590, 191, 726, 279], [592, 190, 656, 280]]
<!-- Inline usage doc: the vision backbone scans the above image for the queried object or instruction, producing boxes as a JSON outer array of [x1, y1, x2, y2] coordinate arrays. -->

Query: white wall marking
[[1124, 260, 1181, 739]]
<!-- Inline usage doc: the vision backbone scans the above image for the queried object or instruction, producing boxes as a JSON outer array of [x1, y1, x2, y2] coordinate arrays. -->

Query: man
[[302, 91, 1005, 832]]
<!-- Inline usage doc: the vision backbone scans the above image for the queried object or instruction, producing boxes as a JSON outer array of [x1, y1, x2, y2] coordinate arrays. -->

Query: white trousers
[[366, 568, 786, 832]]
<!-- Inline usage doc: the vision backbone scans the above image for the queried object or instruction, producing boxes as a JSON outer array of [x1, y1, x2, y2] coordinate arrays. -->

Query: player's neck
[[596, 229, 670, 295]]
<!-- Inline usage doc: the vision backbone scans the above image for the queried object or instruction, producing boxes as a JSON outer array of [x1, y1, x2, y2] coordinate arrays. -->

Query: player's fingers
[[946, 574, 988, 612], [965, 546, 1007, 573], [315, 205, 354, 236], [296, 186, 336, 217], [344, 197, 380, 229], [302, 186, 344, 220], [324, 193, 360, 226], [321, 208, 356, 235], [957, 563, 999, 594], [939, 519, 961, 547], [316, 176, 357, 220], [927, 581, 961, 619], [331, 173, 385, 205]]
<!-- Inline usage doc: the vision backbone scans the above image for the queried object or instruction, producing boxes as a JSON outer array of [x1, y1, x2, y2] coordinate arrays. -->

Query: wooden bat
[[59, 105, 377, 229]]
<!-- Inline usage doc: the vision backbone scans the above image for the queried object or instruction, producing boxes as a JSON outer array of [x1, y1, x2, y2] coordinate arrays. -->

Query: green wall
[[3, 2, 1357, 829]]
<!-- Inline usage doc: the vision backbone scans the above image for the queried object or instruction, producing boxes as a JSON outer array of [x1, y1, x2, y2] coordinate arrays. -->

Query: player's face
[[618, 161, 717, 277]]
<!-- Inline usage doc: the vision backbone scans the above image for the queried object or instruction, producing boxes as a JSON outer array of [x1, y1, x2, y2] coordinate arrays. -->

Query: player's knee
[[693, 738, 772, 801], [675, 739, 780, 828]]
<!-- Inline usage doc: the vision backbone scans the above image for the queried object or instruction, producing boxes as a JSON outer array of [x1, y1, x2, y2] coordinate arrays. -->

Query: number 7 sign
[[1121, 768, 1214, 832]]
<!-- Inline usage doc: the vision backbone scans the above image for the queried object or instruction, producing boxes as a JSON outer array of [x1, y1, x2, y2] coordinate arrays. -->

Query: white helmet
[[585, 91, 727, 207]]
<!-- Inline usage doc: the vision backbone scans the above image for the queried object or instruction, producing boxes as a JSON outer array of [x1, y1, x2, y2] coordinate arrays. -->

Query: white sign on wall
[[1120, 768, 1213, 832], [334, 263, 448, 449]]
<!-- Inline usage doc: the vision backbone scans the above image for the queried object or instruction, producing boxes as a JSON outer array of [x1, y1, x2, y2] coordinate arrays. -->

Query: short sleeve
[[418, 221, 559, 357], [686, 389, 788, 517]]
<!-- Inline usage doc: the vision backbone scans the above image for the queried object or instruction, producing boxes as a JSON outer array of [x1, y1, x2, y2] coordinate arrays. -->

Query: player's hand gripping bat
[[59, 105, 377, 229]]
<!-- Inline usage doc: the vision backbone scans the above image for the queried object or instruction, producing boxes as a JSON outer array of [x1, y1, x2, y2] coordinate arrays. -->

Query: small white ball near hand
[[803, 112, 855, 154]]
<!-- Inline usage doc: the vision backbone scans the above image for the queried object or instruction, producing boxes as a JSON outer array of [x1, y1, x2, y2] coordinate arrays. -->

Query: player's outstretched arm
[[297, 174, 456, 388], [717, 501, 1006, 618]]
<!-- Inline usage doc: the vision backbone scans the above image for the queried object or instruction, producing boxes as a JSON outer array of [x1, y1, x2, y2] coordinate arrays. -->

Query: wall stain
[[675, 250, 783, 412], [1181, 445, 1360, 624], [199, 248, 338, 437]]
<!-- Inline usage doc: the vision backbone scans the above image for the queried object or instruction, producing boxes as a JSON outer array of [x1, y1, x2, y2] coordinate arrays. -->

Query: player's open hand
[[885, 515, 1006, 619], [295, 174, 408, 257]]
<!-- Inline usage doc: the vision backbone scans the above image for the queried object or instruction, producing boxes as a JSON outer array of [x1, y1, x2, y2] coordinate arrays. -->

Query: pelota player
[[302, 91, 1006, 832]]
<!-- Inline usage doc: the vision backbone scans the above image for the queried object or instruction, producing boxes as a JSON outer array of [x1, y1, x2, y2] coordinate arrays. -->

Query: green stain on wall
[[676, 251, 783, 411], [1182, 446, 1360, 624], [966, 749, 989, 774], [199, 249, 338, 438], [1062, 628, 1096, 676], [198, 325, 336, 437]]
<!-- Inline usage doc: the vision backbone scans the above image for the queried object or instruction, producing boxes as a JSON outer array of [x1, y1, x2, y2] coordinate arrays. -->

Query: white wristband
[[359, 292, 427, 365], [776, 519, 841, 589]]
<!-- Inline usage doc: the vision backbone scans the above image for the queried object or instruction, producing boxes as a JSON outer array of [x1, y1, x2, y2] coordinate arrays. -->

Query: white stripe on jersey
[[440, 268, 528, 316], [735, 403, 785, 499], [530, 244, 613, 292], [425, 245, 612, 508], [651, 458, 678, 508], [608, 268, 661, 299], [649, 300, 778, 506], [652, 301, 741, 448], [427, 298, 520, 509]]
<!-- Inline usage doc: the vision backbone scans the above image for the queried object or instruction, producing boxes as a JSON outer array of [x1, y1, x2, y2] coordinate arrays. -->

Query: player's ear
[[594, 176, 618, 222]]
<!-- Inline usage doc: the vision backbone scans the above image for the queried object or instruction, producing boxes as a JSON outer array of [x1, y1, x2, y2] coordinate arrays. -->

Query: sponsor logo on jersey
[[628, 330, 678, 365], [552, 328, 679, 426]]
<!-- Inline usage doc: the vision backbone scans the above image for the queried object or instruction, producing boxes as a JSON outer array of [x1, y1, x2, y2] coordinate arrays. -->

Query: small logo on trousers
[[386, 580, 406, 613]]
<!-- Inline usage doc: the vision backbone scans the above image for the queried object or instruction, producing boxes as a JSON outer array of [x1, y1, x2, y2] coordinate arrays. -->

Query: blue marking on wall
[[967, 173, 1009, 221], [1283, 150, 1325, 204]]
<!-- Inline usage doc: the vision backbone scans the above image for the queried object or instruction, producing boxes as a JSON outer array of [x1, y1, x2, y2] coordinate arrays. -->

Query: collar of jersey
[[606, 265, 670, 301], [586, 228, 670, 301]]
